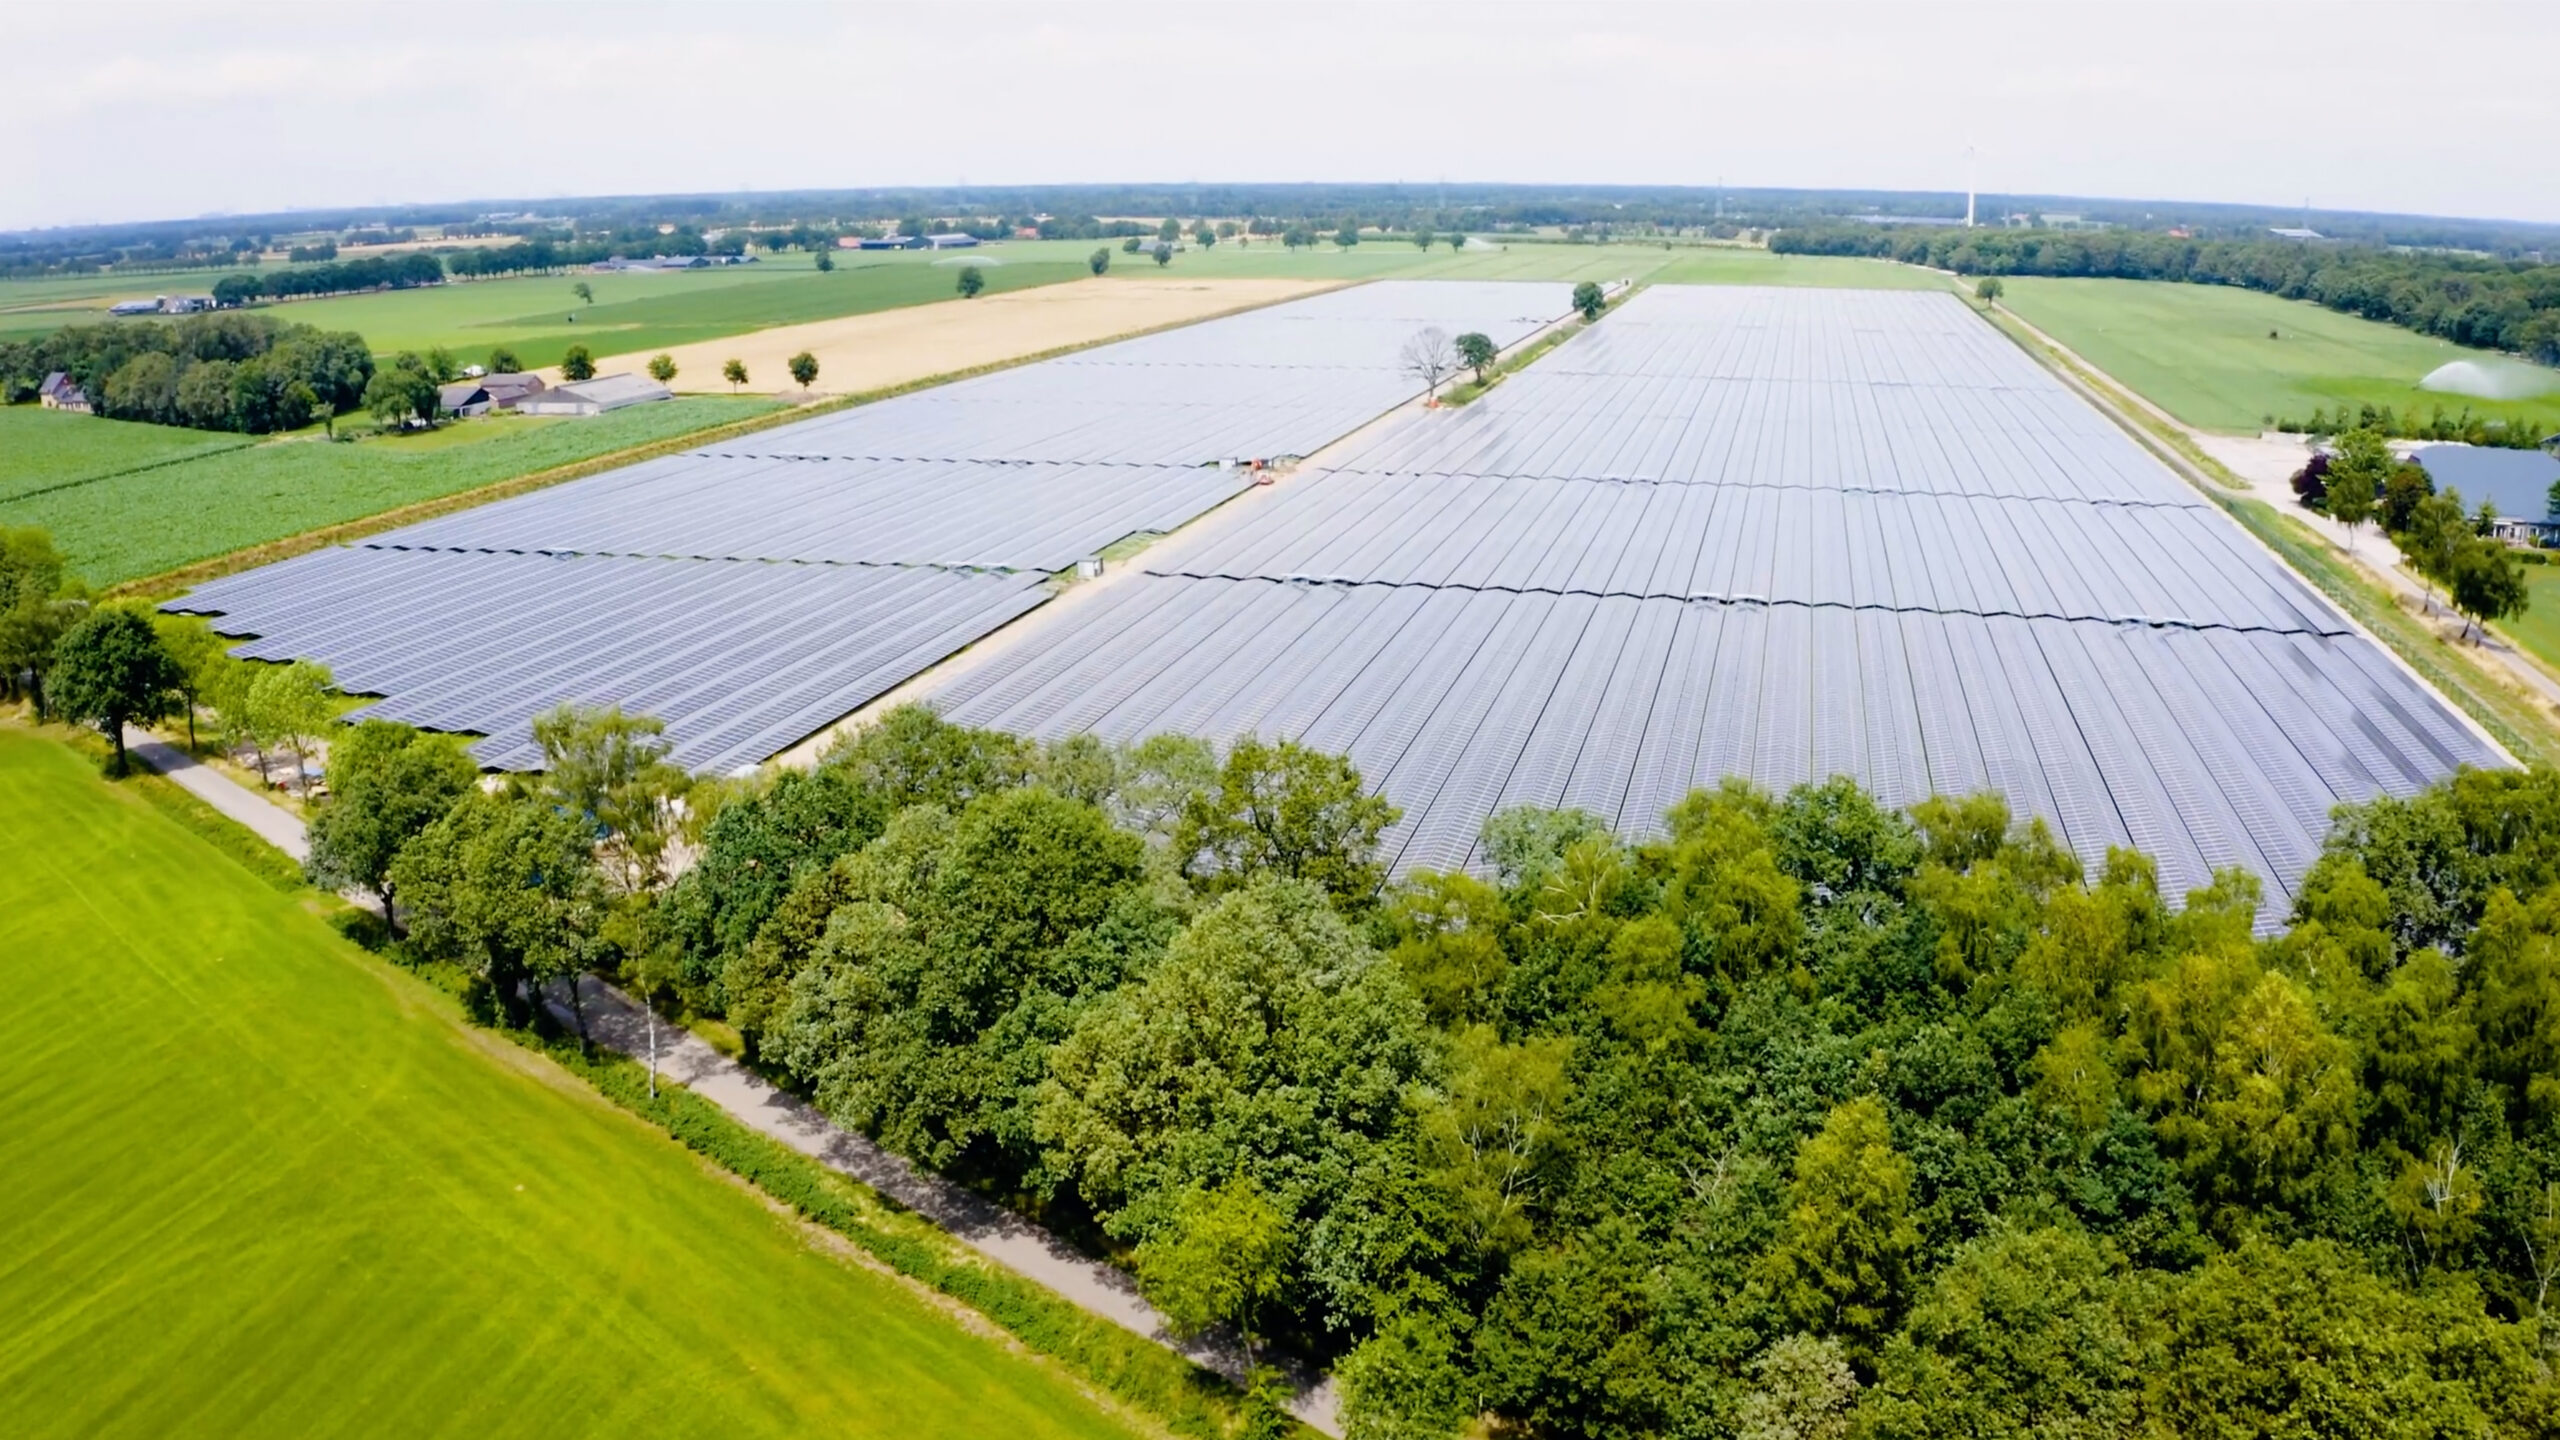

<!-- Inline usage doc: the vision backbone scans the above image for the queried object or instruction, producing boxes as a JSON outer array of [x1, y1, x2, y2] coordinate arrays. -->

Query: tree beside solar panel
[[161, 282, 1580, 775], [926, 286, 2503, 918]]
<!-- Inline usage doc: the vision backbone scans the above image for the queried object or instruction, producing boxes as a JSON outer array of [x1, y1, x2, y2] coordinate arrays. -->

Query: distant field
[[0, 407, 253, 502], [0, 397, 778, 585], [1998, 277, 2560, 434], [0, 728, 1142, 1440], [1, 238, 1943, 356]]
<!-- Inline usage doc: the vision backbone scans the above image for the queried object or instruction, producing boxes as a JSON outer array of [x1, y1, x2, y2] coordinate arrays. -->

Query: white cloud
[[2, 0, 2554, 229]]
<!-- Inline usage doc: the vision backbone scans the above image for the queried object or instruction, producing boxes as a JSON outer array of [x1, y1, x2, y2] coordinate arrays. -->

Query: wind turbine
[[1965, 143, 1978, 228]]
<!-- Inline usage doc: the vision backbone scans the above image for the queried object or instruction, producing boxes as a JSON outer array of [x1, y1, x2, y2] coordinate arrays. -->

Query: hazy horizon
[[7, 0, 2558, 233]]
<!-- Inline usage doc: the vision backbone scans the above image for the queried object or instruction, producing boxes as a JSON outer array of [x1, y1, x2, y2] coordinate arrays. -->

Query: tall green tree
[[956, 265, 986, 298], [1454, 331, 1497, 385], [786, 350, 819, 387], [1572, 281, 1607, 322], [48, 607, 184, 774], [559, 344, 597, 383], [721, 357, 747, 391], [2449, 536, 2529, 641], [304, 720, 478, 924], [2324, 426, 2388, 549], [1173, 736, 1401, 904], [245, 659, 336, 789], [390, 790, 604, 1028], [1135, 1176, 1292, 1366], [530, 704, 689, 896], [1757, 1096, 1920, 1352], [1089, 247, 1111, 276]]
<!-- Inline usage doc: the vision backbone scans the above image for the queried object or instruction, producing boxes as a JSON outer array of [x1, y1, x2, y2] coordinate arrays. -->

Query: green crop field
[[1997, 277, 2560, 435], [0, 397, 778, 586], [0, 727, 1143, 1440], [0, 406, 254, 503]]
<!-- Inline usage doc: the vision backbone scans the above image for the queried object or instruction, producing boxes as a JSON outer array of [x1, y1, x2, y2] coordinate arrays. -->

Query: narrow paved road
[[114, 723, 1342, 1433], [123, 726, 310, 860]]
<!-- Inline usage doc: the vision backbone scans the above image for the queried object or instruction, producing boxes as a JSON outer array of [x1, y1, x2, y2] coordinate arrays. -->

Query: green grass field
[[0, 727, 1144, 1440], [0, 398, 778, 586], [2498, 565, 2560, 674], [0, 406, 254, 503], [1997, 277, 2560, 435]]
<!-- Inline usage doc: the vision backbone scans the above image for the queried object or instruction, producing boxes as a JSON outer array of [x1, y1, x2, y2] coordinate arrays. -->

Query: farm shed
[[517, 374, 672, 416]]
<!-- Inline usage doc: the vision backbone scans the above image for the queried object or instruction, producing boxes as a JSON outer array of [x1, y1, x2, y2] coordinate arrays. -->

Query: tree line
[[1776, 222, 2560, 364], [0, 311, 374, 433], [211, 251, 447, 306]]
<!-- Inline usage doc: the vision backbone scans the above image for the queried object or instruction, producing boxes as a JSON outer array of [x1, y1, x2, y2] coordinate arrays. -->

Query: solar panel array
[[933, 286, 2501, 908], [166, 281, 1575, 772]]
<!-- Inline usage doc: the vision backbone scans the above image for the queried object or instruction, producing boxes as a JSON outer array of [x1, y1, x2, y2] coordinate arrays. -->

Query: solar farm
[[927, 285, 2501, 907], [168, 278, 2501, 906], [166, 281, 1574, 772]]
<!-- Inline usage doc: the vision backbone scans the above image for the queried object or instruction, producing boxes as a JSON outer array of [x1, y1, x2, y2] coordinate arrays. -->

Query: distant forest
[[1775, 224, 2560, 363], [6, 183, 2558, 281]]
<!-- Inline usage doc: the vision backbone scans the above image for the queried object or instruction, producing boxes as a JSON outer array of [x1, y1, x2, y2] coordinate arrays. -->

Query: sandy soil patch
[[553, 276, 1340, 396]]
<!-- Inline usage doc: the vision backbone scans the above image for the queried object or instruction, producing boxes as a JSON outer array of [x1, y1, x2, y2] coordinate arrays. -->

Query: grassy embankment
[[0, 724, 1165, 1440], [1979, 300, 2560, 767], [1997, 276, 2560, 435]]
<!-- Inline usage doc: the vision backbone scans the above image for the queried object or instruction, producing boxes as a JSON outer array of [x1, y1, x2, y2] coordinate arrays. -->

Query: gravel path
[[113, 724, 1341, 1433]]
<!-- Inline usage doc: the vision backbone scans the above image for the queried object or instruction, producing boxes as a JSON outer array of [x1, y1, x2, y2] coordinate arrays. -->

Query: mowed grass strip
[[0, 407, 254, 503], [0, 727, 1145, 1440], [1997, 276, 2560, 435], [0, 397, 778, 586]]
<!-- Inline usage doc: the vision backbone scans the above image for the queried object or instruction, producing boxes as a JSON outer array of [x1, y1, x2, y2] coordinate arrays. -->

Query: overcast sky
[[7, 0, 2555, 233]]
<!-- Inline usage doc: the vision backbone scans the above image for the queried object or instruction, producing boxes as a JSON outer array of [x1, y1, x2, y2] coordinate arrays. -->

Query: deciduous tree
[[49, 607, 184, 774], [786, 350, 819, 387], [1455, 331, 1497, 385], [304, 719, 477, 924], [721, 357, 747, 391], [559, 343, 596, 383]]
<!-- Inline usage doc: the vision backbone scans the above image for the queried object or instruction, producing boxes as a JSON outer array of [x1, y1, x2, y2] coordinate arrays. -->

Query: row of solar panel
[[169, 281, 1584, 770], [1142, 470, 2337, 632], [935, 574, 2487, 903], [921, 285, 2502, 910], [169, 547, 1047, 774], [1337, 372, 2185, 501], [372, 454, 1253, 572]]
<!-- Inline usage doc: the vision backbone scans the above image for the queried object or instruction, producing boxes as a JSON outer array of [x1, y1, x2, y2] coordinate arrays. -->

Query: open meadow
[[1998, 276, 2560, 434], [0, 399, 778, 586], [0, 407, 252, 503], [0, 727, 1144, 1440]]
